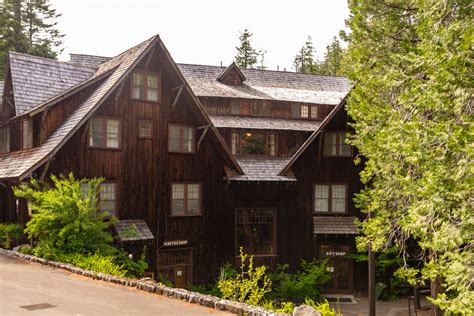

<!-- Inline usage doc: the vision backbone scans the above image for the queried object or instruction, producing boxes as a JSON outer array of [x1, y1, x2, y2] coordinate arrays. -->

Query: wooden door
[[326, 258, 353, 293], [157, 248, 192, 288], [174, 266, 187, 288]]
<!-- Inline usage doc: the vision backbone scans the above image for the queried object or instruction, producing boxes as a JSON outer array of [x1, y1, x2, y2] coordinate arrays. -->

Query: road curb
[[0, 248, 279, 316]]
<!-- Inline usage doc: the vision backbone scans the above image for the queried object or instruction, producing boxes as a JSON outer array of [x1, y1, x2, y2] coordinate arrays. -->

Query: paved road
[[0, 254, 231, 316]]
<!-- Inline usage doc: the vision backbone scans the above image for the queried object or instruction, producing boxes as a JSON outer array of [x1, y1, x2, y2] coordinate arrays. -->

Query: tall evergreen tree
[[0, 0, 63, 78], [345, 0, 473, 314], [319, 36, 344, 76], [293, 36, 318, 74], [234, 29, 259, 69]]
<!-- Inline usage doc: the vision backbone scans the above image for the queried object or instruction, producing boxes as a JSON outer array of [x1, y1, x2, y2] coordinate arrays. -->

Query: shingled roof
[[9, 52, 96, 116], [114, 220, 154, 242], [0, 36, 157, 180], [313, 216, 358, 235], [69, 53, 110, 68], [177, 63, 351, 105], [226, 157, 296, 182], [210, 115, 320, 131]]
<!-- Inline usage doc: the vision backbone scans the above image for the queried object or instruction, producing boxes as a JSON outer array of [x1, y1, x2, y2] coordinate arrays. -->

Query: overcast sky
[[51, 0, 349, 71]]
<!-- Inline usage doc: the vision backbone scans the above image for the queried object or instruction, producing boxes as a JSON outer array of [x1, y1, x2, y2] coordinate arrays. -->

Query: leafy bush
[[218, 247, 272, 306], [14, 174, 116, 259], [260, 300, 296, 313], [59, 253, 128, 277], [16, 244, 34, 254], [270, 259, 331, 302], [304, 298, 341, 316], [114, 247, 149, 277], [0, 223, 25, 249]]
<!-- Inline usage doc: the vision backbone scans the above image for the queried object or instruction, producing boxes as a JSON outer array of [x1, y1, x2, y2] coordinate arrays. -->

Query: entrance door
[[157, 248, 192, 288], [319, 244, 354, 294]]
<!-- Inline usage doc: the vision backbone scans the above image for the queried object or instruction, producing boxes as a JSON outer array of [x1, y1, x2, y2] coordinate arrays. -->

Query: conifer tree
[[0, 0, 64, 78], [346, 0, 473, 313], [234, 29, 259, 69], [293, 36, 318, 74], [319, 36, 344, 76]]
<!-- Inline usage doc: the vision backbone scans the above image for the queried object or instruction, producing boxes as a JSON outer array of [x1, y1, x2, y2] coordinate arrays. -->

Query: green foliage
[[114, 247, 149, 277], [304, 298, 341, 316], [59, 252, 128, 277], [0, 0, 64, 79], [345, 0, 473, 313], [0, 223, 25, 249], [234, 29, 262, 69], [217, 247, 272, 306], [260, 300, 296, 313], [14, 174, 116, 259], [16, 244, 33, 254], [293, 36, 319, 74], [318, 36, 345, 76], [269, 260, 332, 302]]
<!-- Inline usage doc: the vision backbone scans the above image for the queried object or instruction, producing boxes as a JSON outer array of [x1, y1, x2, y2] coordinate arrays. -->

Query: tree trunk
[[430, 277, 443, 316]]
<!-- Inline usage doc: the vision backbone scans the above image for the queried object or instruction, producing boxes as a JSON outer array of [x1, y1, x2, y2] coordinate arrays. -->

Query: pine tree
[[234, 29, 259, 69], [319, 36, 344, 76], [0, 0, 64, 79], [345, 0, 473, 314], [293, 36, 318, 74]]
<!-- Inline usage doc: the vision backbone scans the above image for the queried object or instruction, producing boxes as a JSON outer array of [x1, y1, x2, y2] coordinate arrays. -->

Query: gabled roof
[[178, 63, 351, 105], [9, 52, 96, 116], [313, 216, 358, 235], [226, 157, 296, 182], [69, 53, 110, 68], [0, 36, 157, 180], [210, 115, 320, 131], [217, 62, 246, 83], [278, 94, 350, 176]]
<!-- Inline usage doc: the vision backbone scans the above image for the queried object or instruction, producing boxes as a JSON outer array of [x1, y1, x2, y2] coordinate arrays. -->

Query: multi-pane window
[[171, 183, 202, 216], [22, 119, 33, 149], [314, 184, 347, 213], [291, 104, 318, 120], [310, 106, 318, 119], [231, 100, 271, 116], [169, 125, 195, 153], [139, 120, 153, 138], [80, 182, 117, 217], [89, 117, 120, 149], [232, 131, 276, 156], [0, 126, 10, 153], [300, 105, 309, 118], [236, 208, 276, 256], [323, 132, 352, 156], [131, 71, 160, 102]]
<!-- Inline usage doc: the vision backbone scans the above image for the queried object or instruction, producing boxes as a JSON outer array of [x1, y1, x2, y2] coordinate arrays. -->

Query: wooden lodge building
[[0, 36, 366, 294]]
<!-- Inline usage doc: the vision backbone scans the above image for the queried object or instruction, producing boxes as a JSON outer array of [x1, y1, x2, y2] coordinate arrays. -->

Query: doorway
[[318, 243, 354, 294], [157, 248, 192, 288]]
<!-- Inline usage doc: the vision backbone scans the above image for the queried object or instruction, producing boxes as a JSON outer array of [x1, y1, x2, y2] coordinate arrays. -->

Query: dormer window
[[231, 130, 276, 156], [22, 119, 33, 149], [217, 62, 246, 85], [131, 71, 160, 102]]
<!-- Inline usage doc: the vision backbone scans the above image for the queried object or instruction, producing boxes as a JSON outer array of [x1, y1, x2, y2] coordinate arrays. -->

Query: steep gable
[[217, 62, 246, 85]]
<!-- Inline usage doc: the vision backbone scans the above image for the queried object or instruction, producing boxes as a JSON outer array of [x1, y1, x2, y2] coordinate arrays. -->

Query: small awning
[[313, 216, 358, 235], [114, 220, 154, 242]]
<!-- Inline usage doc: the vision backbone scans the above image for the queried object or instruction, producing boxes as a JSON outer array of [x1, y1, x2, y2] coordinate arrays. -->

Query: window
[[230, 99, 240, 115], [171, 183, 202, 216], [139, 120, 153, 138], [323, 132, 352, 156], [291, 104, 318, 120], [22, 119, 33, 149], [310, 106, 318, 119], [169, 125, 195, 153], [131, 71, 160, 102], [314, 184, 347, 213], [0, 126, 10, 153], [89, 117, 120, 149], [250, 101, 270, 116], [240, 101, 250, 115], [232, 131, 276, 156], [80, 182, 117, 217], [236, 208, 276, 256], [300, 105, 309, 118]]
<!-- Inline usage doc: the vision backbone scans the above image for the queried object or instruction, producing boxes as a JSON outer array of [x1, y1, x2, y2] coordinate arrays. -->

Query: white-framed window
[[171, 183, 202, 216], [80, 182, 117, 217], [0, 126, 10, 153], [89, 117, 120, 149], [323, 132, 352, 156], [314, 184, 347, 213], [169, 125, 195, 153]]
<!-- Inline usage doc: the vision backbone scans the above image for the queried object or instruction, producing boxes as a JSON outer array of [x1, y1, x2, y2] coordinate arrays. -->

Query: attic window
[[131, 71, 160, 102]]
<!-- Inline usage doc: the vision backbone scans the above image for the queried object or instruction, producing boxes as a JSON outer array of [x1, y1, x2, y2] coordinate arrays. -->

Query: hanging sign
[[163, 240, 188, 247]]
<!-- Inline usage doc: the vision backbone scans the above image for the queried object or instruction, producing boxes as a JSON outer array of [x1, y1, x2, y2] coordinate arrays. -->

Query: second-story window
[[292, 104, 318, 120], [323, 132, 352, 156], [169, 124, 195, 153], [314, 184, 347, 213], [0, 126, 10, 153], [22, 119, 33, 149], [131, 71, 160, 102], [138, 120, 153, 138], [171, 183, 202, 216], [231, 131, 276, 156], [81, 182, 117, 217], [89, 117, 120, 149]]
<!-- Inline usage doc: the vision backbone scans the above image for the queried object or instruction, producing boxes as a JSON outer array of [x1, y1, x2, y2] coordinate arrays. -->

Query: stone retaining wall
[[0, 248, 281, 316]]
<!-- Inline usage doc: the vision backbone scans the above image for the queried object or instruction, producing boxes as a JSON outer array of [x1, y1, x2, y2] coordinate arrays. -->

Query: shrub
[[59, 253, 128, 277], [16, 244, 34, 254], [218, 247, 272, 306], [114, 247, 149, 277], [14, 174, 116, 259], [304, 298, 341, 316], [0, 223, 25, 249], [270, 259, 331, 302], [261, 300, 296, 313]]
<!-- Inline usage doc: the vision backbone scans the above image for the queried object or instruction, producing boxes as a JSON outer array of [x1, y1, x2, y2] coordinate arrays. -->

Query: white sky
[[51, 0, 349, 71]]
